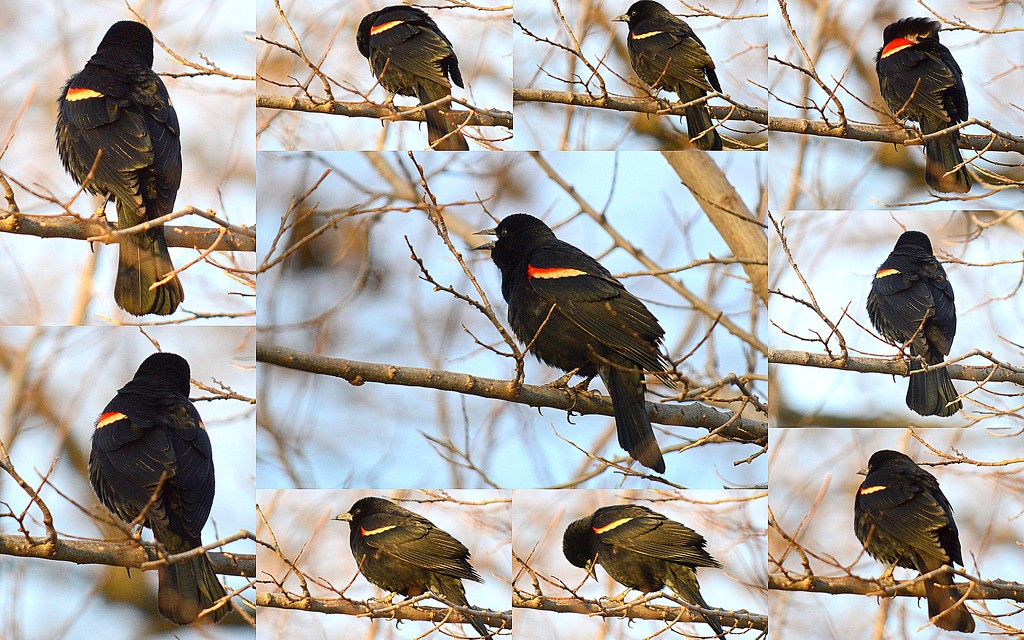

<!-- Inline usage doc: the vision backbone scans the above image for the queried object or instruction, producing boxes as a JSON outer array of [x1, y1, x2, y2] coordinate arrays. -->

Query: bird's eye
[[499, 229, 507, 237]]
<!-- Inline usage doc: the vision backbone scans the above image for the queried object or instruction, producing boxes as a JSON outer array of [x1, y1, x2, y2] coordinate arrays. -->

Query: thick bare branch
[[256, 592, 511, 629], [256, 94, 513, 129], [769, 349, 1024, 385]]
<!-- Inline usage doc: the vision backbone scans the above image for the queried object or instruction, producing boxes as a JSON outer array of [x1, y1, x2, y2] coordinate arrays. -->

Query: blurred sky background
[[513, 0, 768, 150], [769, 427, 1024, 638], [769, 211, 1023, 427], [256, 150, 768, 489], [0, 0, 256, 324], [255, 489, 510, 638], [256, 0, 514, 151], [0, 326, 255, 639], [512, 489, 766, 639], [768, 0, 1024, 209]]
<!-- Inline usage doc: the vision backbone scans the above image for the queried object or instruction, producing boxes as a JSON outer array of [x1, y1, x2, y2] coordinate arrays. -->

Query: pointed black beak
[[856, 467, 868, 476], [332, 512, 353, 522], [474, 226, 497, 251], [612, 13, 628, 22]]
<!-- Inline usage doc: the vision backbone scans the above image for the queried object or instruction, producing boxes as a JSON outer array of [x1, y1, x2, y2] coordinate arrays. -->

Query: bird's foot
[[545, 368, 580, 389]]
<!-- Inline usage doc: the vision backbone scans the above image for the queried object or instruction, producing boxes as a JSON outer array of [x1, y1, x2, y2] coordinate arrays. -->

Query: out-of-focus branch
[[769, 349, 1024, 385], [256, 94, 513, 129], [256, 342, 768, 444], [0, 211, 256, 252], [513, 88, 767, 124], [768, 573, 1024, 602], [256, 592, 511, 629], [0, 532, 255, 577], [512, 593, 767, 630], [661, 152, 768, 304]]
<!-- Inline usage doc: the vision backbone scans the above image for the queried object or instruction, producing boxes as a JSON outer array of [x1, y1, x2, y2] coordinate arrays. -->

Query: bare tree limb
[[512, 593, 767, 630], [769, 349, 1024, 385], [769, 572, 1024, 602], [256, 94, 513, 129]]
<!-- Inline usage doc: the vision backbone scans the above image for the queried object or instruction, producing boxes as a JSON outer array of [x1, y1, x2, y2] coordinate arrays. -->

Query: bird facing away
[[563, 504, 726, 637], [613, 1, 723, 150], [476, 213, 669, 473], [333, 497, 490, 636], [56, 20, 184, 315], [875, 18, 972, 193], [867, 230, 961, 417], [854, 450, 975, 633], [356, 6, 469, 150], [89, 352, 229, 625]]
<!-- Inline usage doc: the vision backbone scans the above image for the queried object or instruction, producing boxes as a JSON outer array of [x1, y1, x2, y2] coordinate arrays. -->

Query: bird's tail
[[921, 113, 972, 193], [416, 83, 469, 151], [667, 566, 727, 638], [677, 85, 722, 151], [906, 358, 961, 417], [157, 554, 231, 625], [600, 365, 666, 473], [438, 580, 490, 637], [114, 199, 183, 316], [923, 568, 975, 633]]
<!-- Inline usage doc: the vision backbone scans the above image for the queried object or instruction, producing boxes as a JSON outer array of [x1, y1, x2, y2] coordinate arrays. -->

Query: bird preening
[[866, 230, 961, 417], [476, 213, 670, 473], [613, 1, 724, 150], [563, 504, 728, 637], [854, 450, 975, 633], [89, 352, 229, 625], [357, 6, 470, 150], [875, 18, 972, 193], [56, 21, 185, 316]]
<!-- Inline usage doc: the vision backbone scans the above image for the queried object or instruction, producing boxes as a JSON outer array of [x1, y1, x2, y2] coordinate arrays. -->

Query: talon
[[546, 368, 580, 389]]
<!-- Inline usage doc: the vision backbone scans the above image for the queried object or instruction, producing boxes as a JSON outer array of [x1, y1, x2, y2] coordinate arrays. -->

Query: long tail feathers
[[684, 103, 723, 151], [924, 570, 975, 633], [668, 567, 727, 638], [906, 359, 962, 417], [157, 555, 231, 625], [601, 366, 665, 473], [922, 115, 972, 193], [114, 201, 183, 316], [416, 84, 469, 151]]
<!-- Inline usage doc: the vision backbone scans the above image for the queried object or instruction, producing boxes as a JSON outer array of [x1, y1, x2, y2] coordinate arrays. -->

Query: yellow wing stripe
[[631, 30, 664, 40], [875, 268, 900, 278], [592, 517, 633, 534], [361, 524, 398, 536], [96, 412, 128, 429], [370, 20, 404, 36], [66, 87, 104, 101], [859, 485, 886, 495]]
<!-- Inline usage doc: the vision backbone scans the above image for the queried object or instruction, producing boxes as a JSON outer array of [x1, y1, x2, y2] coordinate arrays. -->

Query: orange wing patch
[[370, 20, 404, 36], [859, 485, 886, 495], [875, 268, 900, 279], [527, 266, 587, 279], [96, 412, 127, 429], [65, 87, 104, 101], [631, 30, 664, 40], [592, 517, 633, 534], [361, 525, 398, 537], [880, 38, 915, 58]]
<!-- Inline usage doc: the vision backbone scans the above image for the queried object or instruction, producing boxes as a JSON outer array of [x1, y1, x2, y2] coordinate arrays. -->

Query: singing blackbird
[[855, 450, 975, 632], [563, 504, 726, 637], [613, 1, 723, 150], [876, 18, 972, 193], [356, 6, 469, 150], [89, 352, 229, 624], [867, 230, 961, 417], [56, 21, 184, 315], [333, 497, 490, 636], [476, 213, 669, 473]]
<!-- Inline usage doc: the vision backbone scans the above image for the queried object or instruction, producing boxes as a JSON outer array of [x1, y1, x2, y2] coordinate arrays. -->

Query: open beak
[[332, 512, 353, 522], [612, 13, 628, 22], [473, 226, 497, 251]]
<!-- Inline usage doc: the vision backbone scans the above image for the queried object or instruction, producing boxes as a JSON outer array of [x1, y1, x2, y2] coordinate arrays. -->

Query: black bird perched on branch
[[89, 353, 229, 625], [613, 1, 723, 150], [875, 18, 972, 193], [563, 504, 727, 637], [333, 497, 490, 636], [56, 21, 185, 316], [476, 214, 669, 473], [866, 230, 961, 417], [356, 5, 469, 150], [854, 450, 975, 633]]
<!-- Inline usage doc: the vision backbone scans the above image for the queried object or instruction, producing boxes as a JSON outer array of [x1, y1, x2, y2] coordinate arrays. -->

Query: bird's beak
[[473, 226, 497, 251], [856, 467, 868, 476], [612, 13, 628, 22], [333, 513, 353, 522], [584, 558, 598, 580]]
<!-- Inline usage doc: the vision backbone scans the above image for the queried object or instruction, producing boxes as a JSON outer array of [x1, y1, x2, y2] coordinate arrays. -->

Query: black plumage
[[333, 497, 489, 636], [89, 352, 228, 625], [854, 450, 975, 633], [476, 214, 669, 473], [613, 1, 723, 150], [356, 6, 469, 150], [875, 18, 972, 193], [56, 21, 184, 315], [563, 504, 726, 637], [867, 230, 961, 417]]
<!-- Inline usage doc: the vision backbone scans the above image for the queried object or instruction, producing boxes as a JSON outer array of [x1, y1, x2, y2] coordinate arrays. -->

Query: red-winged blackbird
[[855, 450, 975, 633], [867, 230, 961, 417], [876, 18, 972, 193], [356, 6, 469, 151], [563, 504, 726, 638], [89, 353, 228, 625], [56, 21, 184, 316], [476, 214, 668, 473], [613, 1, 723, 150], [333, 497, 489, 636]]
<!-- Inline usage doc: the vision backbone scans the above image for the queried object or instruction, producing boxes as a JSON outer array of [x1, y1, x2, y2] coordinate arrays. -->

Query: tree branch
[[513, 88, 767, 124], [256, 94, 513, 129], [256, 592, 511, 629], [768, 572, 1024, 602], [256, 342, 767, 445], [0, 532, 255, 577], [768, 349, 1024, 385], [512, 593, 767, 630]]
